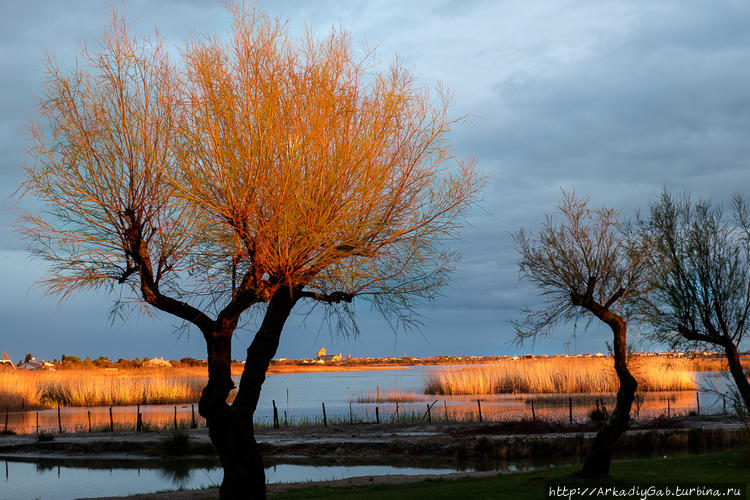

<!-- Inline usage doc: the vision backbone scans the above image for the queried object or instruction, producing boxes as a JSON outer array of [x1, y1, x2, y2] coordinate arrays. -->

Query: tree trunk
[[199, 286, 298, 500], [723, 341, 750, 412], [580, 314, 637, 478]]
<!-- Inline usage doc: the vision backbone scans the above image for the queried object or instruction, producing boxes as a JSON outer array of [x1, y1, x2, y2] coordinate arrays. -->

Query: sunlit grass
[[424, 356, 697, 395], [0, 355, 719, 411], [0, 368, 206, 409], [354, 389, 426, 403]]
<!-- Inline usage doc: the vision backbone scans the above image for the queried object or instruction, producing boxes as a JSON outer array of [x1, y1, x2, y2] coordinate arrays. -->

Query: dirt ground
[[0, 415, 746, 499]]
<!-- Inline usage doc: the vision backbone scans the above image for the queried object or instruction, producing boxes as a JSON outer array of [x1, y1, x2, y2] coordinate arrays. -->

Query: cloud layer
[[1, 0, 749, 361]]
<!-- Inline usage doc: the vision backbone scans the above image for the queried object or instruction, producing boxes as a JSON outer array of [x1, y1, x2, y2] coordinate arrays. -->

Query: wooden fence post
[[136, 404, 142, 432], [375, 407, 380, 424], [191, 404, 196, 429], [321, 402, 327, 426], [174, 406, 178, 429], [109, 407, 114, 432], [444, 401, 449, 422], [272, 400, 279, 429], [696, 392, 700, 415], [569, 397, 574, 423], [57, 403, 62, 433], [88, 410, 92, 433], [531, 400, 536, 422], [476, 399, 482, 423]]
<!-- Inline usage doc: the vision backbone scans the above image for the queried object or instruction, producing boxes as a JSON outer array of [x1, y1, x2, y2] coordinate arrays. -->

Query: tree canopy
[[513, 191, 651, 341], [20, 7, 482, 333]]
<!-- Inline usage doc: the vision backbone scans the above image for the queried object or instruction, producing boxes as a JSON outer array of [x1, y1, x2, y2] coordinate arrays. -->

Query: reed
[[424, 356, 697, 395], [353, 390, 425, 403], [688, 357, 750, 372], [0, 368, 205, 410]]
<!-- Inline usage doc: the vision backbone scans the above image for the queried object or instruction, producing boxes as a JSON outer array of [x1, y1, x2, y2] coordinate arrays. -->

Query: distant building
[[143, 356, 173, 368], [0, 350, 13, 370], [315, 347, 342, 363], [17, 357, 54, 370]]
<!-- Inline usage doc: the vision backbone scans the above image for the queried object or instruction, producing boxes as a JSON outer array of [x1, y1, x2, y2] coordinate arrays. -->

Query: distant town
[[1, 347, 742, 372]]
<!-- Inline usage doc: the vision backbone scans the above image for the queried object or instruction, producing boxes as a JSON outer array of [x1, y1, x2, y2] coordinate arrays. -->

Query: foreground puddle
[[0, 457, 547, 499]]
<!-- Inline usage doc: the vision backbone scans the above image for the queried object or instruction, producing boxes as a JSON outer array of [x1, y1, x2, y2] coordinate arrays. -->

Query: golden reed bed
[[424, 357, 697, 395], [0, 367, 207, 410], [0, 356, 714, 410]]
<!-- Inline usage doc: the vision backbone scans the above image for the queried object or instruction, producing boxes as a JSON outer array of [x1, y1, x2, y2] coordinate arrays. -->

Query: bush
[[93, 356, 114, 368], [179, 357, 206, 367], [589, 408, 607, 423], [37, 432, 54, 442], [161, 429, 191, 455], [61, 355, 82, 369]]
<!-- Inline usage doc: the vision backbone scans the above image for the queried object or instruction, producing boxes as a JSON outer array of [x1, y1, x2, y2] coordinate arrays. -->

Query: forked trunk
[[199, 286, 298, 499], [580, 314, 637, 478], [723, 341, 750, 412]]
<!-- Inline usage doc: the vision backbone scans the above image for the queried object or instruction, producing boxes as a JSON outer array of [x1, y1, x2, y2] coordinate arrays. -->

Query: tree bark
[[723, 341, 750, 412], [580, 313, 637, 478], [199, 286, 298, 500]]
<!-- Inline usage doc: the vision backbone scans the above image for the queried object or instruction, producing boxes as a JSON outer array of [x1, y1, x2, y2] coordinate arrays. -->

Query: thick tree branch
[[217, 269, 262, 324], [603, 287, 625, 310], [128, 225, 214, 333], [676, 324, 723, 345]]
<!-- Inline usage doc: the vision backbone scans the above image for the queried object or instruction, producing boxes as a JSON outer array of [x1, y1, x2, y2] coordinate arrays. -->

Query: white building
[[143, 356, 173, 368], [17, 358, 55, 370]]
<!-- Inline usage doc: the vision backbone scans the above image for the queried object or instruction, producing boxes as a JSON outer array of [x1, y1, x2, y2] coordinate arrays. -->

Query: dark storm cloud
[[1, 1, 749, 360]]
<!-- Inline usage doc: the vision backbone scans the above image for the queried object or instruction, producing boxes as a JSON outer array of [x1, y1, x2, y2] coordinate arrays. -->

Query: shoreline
[[0, 416, 745, 499]]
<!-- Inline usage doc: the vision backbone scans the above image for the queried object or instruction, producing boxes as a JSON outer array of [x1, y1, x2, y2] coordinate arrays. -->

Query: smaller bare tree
[[513, 191, 651, 478], [637, 190, 750, 411]]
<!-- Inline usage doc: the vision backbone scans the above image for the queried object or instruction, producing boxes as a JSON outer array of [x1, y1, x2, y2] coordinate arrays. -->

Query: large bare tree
[[19, 7, 482, 498], [513, 192, 650, 477], [637, 191, 750, 411]]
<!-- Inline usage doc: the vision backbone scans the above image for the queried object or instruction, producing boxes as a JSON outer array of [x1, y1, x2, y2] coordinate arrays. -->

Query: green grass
[[269, 449, 750, 499]]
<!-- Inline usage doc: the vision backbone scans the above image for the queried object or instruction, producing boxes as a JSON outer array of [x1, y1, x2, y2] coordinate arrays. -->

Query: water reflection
[[1, 456, 531, 499], [2, 404, 201, 435], [1, 458, 221, 500]]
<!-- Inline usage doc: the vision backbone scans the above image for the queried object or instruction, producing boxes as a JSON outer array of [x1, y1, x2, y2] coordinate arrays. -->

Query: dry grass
[[0, 368, 206, 410], [424, 356, 697, 395], [688, 357, 750, 372], [354, 389, 426, 403]]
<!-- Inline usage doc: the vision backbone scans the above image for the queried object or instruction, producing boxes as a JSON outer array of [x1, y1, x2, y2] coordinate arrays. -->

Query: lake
[[0, 455, 563, 499]]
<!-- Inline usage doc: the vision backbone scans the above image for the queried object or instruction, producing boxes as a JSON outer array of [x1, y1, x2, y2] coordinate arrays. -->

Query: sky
[[1, 0, 749, 362]]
